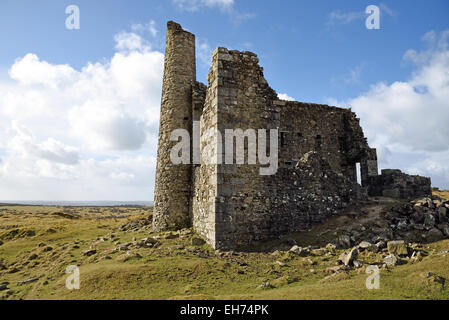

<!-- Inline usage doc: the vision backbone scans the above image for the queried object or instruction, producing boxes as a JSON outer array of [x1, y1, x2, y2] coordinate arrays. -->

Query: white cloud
[[336, 30, 449, 188], [172, 0, 234, 12], [68, 100, 147, 151], [331, 64, 365, 87], [172, 0, 254, 26], [326, 11, 364, 27], [278, 93, 296, 101], [114, 32, 150, 53], [8, 122, 79, 165], [351, 35, 449, 153], [379, 3, 396, 17], [406, 151, 449, 189], [131, 20, 158, 37], [0, 27, 164, 200], [327, 4, 395, 27], [9, 53, 77, 88], [231, 12, 257, 26]]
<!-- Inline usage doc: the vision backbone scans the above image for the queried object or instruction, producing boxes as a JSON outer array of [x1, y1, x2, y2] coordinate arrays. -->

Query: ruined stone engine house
[[153, 21, 431, 250]]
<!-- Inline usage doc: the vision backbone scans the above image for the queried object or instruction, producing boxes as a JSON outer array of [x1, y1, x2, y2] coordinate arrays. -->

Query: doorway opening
[[356, 162, 362, 186]]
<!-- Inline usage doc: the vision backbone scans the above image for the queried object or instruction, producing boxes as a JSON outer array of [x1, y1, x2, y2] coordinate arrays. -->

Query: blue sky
[[1, 0, 448, 101], [0, 0, 448, 200]]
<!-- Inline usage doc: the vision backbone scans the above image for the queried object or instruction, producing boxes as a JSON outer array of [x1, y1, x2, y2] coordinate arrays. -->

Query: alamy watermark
[[66, 265, 80, 290], [169, 121, 278, 176], [66, 5, 80, 30], [365, 265, 380, 290], [366, 5, 380, 30]]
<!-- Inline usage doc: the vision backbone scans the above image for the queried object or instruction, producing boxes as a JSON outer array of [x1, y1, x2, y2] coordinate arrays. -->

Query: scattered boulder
[[411, 211, 424, 224], [358, 241, 372, 250], [375, 241, 386, 250], [424, 213, 436, 230], [387, 240, 408, 256], [290, 245, 310, 256], [163, 233, 179, 240], [116, 251, 142, 262], [136, 238, 158, 248], [337, 235, 351, 249], [384, 254, 398, 267], [305, 258, 316, 266], [427, 228, 444, 242], [191, 237, 206, 246], [312, 248, 327, 256], [438, 206, 448, 217], [28, 254, 38, 260], [258, 282, 274, 290], [83, 249, 97, 257], [338, 248, 358, 266], [410, 251, 423, 263], [370, 197, 449, 243], [439, 224, 449, 237], [325, 265, 349, 274], [358, 241, 378, 252], [438, 210, 448, 224], [118, 243, 132, 251], [270, 250, 281, 257]]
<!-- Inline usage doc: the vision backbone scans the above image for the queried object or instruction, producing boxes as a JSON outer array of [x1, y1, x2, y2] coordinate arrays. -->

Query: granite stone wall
[[206, 48, 369, 249], [213, 48, 278, 249], [367, 169, 432, 199]]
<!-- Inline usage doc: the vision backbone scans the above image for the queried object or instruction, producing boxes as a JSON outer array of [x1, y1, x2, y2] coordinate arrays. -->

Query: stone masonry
[[153, 21, 196, 231], [153, 21, 432, 250], [366, 169, 432, 200]]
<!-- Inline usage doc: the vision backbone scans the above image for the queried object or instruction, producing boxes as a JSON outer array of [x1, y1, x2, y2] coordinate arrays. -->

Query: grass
[[434, 189, 449, 200], [0, 202, 448, 300]]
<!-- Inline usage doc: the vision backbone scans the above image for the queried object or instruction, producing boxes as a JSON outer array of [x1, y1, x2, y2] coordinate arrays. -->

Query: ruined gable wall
[[212, 48, 279, 250]]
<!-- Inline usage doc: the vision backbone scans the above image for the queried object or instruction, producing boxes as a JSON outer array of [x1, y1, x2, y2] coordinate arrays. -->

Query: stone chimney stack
[[153, 21, 196, 231]]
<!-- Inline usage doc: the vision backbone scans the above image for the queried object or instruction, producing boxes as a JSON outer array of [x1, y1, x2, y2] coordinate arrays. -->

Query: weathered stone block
[[387, 240, 408, 256]]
